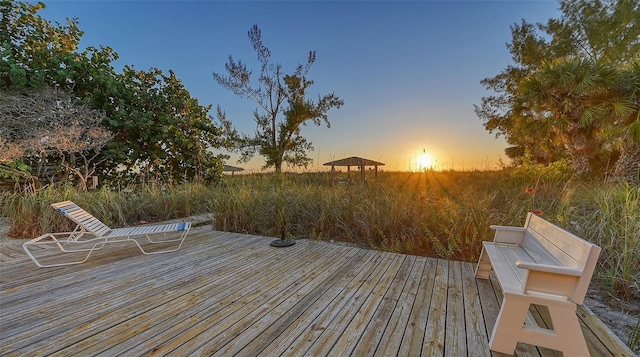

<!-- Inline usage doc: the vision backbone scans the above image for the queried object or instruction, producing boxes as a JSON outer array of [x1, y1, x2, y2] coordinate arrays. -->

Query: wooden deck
[[0, 227, 633, 356]]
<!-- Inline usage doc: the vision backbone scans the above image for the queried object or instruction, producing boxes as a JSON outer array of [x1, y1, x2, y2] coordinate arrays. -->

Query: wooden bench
[[475, 212, 601, 356]]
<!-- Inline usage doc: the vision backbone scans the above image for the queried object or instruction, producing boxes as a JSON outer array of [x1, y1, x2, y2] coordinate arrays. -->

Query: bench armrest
[[516, 261, 583, 299], [490, 226, 526, 244], [516, 261, 583, 277]]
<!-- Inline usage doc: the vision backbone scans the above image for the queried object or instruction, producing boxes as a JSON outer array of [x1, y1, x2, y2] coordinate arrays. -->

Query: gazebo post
[[360, 164, 365, 181], [347, 166, 351, 181], [375, 165, 378, 179], [331, 165, 335, 186]]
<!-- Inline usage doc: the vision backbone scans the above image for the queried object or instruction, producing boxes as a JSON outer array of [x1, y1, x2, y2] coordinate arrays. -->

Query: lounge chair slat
[[52, 202, 112, 237]]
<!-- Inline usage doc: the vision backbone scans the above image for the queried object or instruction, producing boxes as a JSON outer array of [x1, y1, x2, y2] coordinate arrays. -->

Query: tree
[[475, 0, 640, 178], [0, 87, 113, 190], [104, 66, 227, 183], [519, 59, 637, 176], [1, 0, 228, 184], [610, 62, 640, 184], [214, 25, 343, 173], [0, 0, 116, 90]]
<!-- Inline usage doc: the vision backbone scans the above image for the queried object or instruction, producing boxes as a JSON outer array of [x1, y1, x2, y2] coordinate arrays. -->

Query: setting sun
[[417, 152, 435, 170]]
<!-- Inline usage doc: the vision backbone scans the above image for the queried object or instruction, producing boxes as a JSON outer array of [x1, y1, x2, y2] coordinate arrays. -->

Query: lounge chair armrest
[[26, 231, 96, 244], [516, 261, 583, 277], [27, 232, 76, 243]]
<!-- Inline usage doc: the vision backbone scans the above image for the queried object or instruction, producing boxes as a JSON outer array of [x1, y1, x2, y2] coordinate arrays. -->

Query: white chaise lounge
[[23, 201, 191, 268]]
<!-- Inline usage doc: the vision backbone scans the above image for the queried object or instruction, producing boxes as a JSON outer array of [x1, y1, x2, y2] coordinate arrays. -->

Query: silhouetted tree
[[214, 25, 343, 172]]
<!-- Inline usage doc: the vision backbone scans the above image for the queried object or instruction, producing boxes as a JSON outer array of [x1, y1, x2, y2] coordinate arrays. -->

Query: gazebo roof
[[323, 156, 385, 167], [223, 164, 245, 172]]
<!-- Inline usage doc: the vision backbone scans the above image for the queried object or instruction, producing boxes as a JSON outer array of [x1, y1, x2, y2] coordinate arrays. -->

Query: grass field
[[2, 165, 638, 303]]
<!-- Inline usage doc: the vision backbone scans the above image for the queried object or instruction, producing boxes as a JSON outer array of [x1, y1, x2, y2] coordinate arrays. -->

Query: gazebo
[[223, 164, 244, 176], [323, 156, 385, 183]]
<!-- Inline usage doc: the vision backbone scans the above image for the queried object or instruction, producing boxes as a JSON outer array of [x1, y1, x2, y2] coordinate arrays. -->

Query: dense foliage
[[475, 0, 640, 181], [0, 0, 227, 187], [214, 25, 343, 173], [103, 67, 226, 184]]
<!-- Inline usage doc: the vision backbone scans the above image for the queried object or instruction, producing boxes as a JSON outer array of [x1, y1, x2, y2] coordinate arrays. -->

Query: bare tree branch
[[0, 87, 113, 189]]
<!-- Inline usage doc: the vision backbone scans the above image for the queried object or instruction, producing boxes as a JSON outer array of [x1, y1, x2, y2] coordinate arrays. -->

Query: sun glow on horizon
[[417, 152, 435, 170]]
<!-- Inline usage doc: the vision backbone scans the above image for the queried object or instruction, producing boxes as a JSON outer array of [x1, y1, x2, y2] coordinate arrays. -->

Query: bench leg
[[490, 293, 589, 357], [474, 246, 492, 279], [489, 294, 531, 354]]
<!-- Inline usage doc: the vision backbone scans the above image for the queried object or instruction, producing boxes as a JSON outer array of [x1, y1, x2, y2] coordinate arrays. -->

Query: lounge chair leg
[[131, 231, 189, 255], [23, 243, 95, 268]]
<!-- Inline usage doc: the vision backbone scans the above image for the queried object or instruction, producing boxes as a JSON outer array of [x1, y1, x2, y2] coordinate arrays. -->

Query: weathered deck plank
[[300, 252, 402, 356], [327, 254, 411, 355], [233, 248, 369, 356], [445, 260, 466, 357], [461, 262, 491, 357], [423, 258, 449, 356], [369, 256, 425, 356], [74, 236, 314, 356], [398, 256, 438, 356], [0, 228, 634, 356], [254, 249, 380, 357]]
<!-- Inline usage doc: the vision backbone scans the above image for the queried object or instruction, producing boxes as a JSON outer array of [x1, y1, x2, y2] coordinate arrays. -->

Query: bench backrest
[[522, 213, 601, 304], [52, 201, 112, 237]]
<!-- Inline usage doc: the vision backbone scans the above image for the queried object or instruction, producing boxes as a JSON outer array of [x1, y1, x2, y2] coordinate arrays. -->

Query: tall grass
[[211, 167, 638, 303], [0, 183, 217, 237], [557, 182, 640, 300], [1, 165, 638, 302]]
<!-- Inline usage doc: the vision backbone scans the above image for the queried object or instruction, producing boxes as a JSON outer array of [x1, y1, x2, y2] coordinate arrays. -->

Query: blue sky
[[42, 0, 561, 172]]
